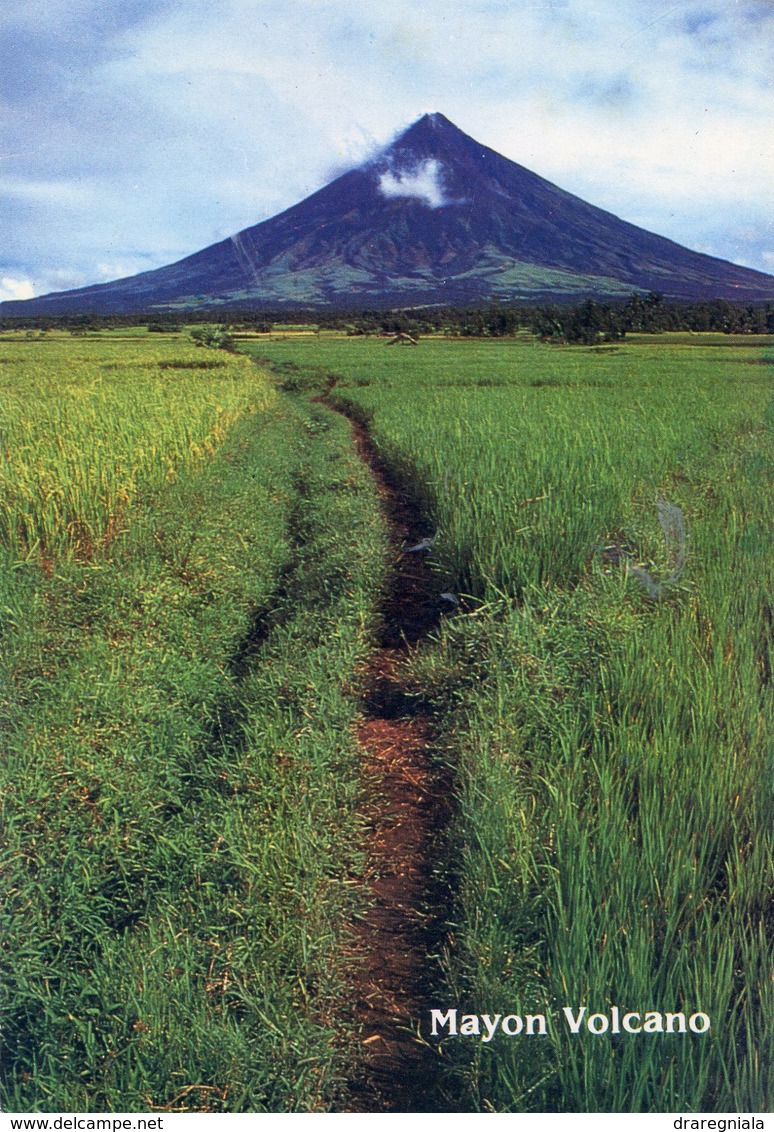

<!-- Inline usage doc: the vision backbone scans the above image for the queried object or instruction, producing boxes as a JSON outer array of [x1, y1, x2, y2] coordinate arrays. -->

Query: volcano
[[5, 112, 774, 314]]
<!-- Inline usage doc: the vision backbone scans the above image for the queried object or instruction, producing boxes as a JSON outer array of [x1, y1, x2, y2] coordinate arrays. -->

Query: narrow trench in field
[[199, 475, 309, 765], [320, 379, 459, 1113], [227, 473, 309, 680]]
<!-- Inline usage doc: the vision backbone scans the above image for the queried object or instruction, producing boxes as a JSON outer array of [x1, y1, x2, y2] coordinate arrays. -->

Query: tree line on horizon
[[3, 293, 774, 344]]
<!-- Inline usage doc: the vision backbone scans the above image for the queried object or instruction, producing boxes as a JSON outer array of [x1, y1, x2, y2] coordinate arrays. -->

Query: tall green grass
[[0, 337, 270, 559], [246, 335, 773, 1112], [0, 337, 389, 1111]]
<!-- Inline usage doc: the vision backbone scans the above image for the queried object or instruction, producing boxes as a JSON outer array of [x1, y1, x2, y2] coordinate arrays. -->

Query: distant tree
[[190, 325, 235, 351]]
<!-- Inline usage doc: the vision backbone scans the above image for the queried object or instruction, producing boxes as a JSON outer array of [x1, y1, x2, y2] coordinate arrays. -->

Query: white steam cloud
[[378, 158, 448, 208], [0, 277, 35, 301]]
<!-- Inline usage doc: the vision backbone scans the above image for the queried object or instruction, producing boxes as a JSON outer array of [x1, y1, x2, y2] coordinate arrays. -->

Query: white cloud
[[95, 259, 153, 281], [379, 159, 448, 208], [0, 277, 35, 301], [0, 178, 93, 206]]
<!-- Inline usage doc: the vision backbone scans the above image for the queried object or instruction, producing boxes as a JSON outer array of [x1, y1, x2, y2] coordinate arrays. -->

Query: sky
[[1, 0, 773, 301]]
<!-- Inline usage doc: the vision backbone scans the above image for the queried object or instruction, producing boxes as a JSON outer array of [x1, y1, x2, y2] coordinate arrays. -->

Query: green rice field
[[0, 330, 387, 1110], [243, 332, 774, 1112], [1, 327, 772, 1112]]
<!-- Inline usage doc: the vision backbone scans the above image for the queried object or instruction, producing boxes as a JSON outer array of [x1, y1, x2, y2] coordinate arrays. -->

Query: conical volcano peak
[[374, 112, 532, 210], [4, 111, 774, 316], [400, 112, 463, 137], [373, 113, 496, 206], [384, 112, 482, 161]]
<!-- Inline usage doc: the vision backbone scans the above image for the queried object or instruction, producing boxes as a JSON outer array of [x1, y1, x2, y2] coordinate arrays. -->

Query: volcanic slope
[[6, 112, 774, 314]]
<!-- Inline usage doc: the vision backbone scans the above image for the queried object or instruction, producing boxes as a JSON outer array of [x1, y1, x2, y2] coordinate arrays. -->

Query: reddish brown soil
[[324, 394, 456, 1112]]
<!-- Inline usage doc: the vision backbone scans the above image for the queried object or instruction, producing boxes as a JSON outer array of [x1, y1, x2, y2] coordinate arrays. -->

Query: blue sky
[[1, 0, 773, 300]]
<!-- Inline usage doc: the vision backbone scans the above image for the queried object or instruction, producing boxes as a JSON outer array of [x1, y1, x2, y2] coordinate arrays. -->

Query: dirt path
[[321, 390, 457, 1112]]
